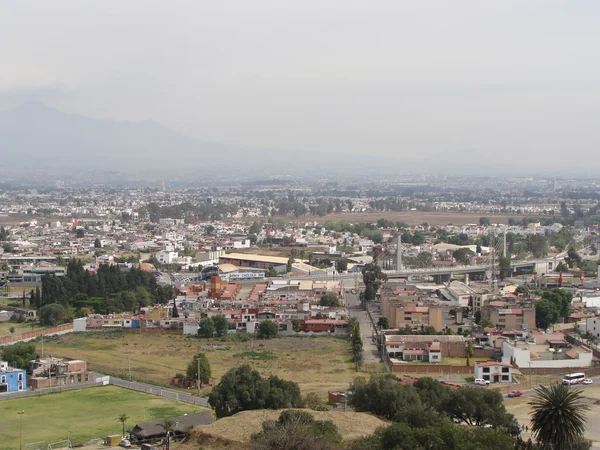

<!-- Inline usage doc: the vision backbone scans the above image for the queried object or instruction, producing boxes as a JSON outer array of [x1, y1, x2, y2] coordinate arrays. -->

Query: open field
[[37, 332, 361, 398], [0, 321, 37, 337], [505, 384, 600, 449], [271, 211, 550, 226], [179, 408, 388, 450], [0, 385, 202, 449]]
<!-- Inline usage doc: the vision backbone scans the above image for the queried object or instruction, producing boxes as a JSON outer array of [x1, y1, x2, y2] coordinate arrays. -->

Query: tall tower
[[396, 235, 403, 270]]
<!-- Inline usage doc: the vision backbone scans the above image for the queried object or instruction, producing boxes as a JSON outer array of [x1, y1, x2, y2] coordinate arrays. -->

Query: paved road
[[344, 290, 381, 364], [109, 375, 210, 407]]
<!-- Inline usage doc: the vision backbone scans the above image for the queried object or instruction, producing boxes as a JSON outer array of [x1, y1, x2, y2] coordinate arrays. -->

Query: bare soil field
[[38, 333, 359, 398], [273, 211, 550, 226]]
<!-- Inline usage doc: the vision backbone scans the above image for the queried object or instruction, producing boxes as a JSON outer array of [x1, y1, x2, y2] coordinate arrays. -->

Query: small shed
[[130, 411, 214, 442]]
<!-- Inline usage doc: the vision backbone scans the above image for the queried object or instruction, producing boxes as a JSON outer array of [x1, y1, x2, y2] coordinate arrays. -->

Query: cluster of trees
[[535, 288, 573, 329], [319, 294, 341, 307], [0, 342, 37, 370], [197, 315, 230, 338], [38, 260, 175, 316], [348, 376, 521, 450], [208, 365, 303, 418]]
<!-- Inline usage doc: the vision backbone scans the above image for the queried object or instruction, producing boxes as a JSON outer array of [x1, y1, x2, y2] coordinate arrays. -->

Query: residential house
[[0, 361, 26, 393]]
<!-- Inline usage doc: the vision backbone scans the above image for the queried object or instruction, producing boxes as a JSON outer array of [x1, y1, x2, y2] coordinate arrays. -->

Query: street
[[344, 288, 381, 364]]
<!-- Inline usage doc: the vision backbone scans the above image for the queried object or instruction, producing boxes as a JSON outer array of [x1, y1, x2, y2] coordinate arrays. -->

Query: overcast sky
[[2, 0, 600, 165]]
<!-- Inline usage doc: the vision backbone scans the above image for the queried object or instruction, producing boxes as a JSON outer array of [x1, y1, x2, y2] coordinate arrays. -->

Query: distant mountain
[[0, 102, 273, 174]]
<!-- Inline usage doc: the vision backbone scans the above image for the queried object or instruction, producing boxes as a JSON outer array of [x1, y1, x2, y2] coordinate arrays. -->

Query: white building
[[474, 360, 513, 383], [501, 340, 592, 369], [157, 250, 178, 265]]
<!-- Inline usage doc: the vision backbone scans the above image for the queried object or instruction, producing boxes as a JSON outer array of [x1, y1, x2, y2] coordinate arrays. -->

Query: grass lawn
[[0, 385, 203, 449], [441, 357, 490, 366], [37, 332, 361, 399]]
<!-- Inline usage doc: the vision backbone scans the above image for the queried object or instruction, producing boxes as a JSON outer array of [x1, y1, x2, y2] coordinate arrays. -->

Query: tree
[[377, 317, 390, 329], [530, 383, 590, 450], [479, 217, 491, 226], [252, 410, 342, 450], [555, 261, 569, 273], [452, 248, 474, 265], [319, 294, 340, 307], [197, 317, 216, 338], [498, 256, 511, 281], [565, 247, 582, 269], [335, 259, 348, 273], [1, 342, 37, 370], [208, 365, 302, 418], [527, 235, 548, 258], [212, 315, 229, 337], [9, 326, 15, 337], [75, 228, 85, 238], [94, 238, 102, 248], [38, 303, 68, 326], [160, 419, 177, 450], [257, 320, 279, 339], [361, 263, 388, 302], [117, 413, 129, 438], [186, 352, 212, 387], [286, 257, 293, 273], [536, 298, 559, 329], [171, 299, 179, 318], [267, 265, 278, 277]]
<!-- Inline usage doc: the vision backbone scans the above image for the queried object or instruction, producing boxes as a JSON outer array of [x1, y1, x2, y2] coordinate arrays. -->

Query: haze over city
[[2, 1, 600, 176]]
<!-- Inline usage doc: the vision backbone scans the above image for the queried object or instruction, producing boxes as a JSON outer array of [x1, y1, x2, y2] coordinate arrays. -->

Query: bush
[[257, 320, 279, 339]]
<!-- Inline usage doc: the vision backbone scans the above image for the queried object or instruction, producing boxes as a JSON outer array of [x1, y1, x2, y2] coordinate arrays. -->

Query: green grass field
[[0, 386, 204, 449], [37, 332, 358, 398]]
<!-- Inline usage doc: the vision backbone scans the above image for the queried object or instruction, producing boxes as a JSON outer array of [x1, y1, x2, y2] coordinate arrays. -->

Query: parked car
[[507, 391, 523, 398], [119, 439, 131, 448], [474, 378, 490, 386], [583, 379, 593, 385]]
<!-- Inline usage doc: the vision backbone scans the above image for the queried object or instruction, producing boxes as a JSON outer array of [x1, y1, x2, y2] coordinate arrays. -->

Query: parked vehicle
[[474, 378, 490, 385], [119, 439, 131, 448], [583, 379, 593, 385], [507, 391, 523, 398]]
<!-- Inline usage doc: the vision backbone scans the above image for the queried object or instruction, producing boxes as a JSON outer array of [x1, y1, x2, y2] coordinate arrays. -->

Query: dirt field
[[37, 333, 360, 398], [271, 211, 548, 226], [179, 409, 388, 450], [505, 384, 600, 449]]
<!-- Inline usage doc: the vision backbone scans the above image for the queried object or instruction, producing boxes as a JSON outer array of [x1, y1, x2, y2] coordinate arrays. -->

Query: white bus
[[562, 373, 585, 385]]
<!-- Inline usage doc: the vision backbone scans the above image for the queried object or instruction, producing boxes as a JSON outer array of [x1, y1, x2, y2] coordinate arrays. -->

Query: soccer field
[[0, 386, 204, 449]]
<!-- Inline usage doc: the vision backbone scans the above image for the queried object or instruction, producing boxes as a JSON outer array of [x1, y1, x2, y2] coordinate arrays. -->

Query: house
[[130, 411, 215, 442], [0, 306, 36, 322], [29, 357, 94, 388], [0, 361, 26, 393], [474, 360, 513, 383], [384, 334, 466, 362]]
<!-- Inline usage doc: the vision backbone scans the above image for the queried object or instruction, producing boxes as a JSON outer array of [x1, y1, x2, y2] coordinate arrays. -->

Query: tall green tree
[[198, 317, 216, 338], [186, 352, 212, 387], [1, 342, 37, 370], [257, 320, 279, 339], [212, 315, 229, 337], [530, 383, 590, 450], [38, 303, 69, 326]]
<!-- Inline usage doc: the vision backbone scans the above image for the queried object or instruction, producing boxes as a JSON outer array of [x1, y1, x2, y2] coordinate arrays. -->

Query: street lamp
[[17, 410, 25, 450]]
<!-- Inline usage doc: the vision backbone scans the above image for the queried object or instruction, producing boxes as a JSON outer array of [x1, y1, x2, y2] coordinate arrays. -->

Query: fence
[[0, 379, 107, 400], [391, 364, 474, 374], [109, 376, 209, 407], [0, 323, 73, 345]]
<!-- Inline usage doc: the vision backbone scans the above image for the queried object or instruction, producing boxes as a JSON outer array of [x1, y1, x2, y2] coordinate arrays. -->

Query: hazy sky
[[2, 0, 600, 163]]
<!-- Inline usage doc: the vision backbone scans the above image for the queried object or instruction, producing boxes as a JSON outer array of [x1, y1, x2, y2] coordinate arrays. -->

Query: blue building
[[0, 360, 27, 394]]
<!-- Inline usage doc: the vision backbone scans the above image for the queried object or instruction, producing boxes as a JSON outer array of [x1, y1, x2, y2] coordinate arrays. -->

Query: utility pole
[[197, 358, 201, 396]]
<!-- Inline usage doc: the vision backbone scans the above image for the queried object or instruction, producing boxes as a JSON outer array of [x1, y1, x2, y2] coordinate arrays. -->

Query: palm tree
[[530, 382, 589, 450], [159, 419, 177, 450], [117, 413, 129, 437]]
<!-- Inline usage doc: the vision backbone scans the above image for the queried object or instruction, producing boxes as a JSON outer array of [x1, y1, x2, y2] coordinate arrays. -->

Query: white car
[[119, 439, 131, 448], [474, 378, 490, 386], [582, 379, 593, 385]]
